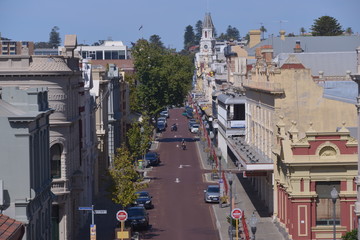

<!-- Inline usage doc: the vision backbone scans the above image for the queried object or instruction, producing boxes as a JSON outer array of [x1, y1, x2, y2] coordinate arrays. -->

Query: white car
[[190, 124, 199, 133], [158, 117, 167, 126]]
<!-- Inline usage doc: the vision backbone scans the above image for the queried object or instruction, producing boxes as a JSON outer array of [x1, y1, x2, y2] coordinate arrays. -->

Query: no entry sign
[[116, 210, 128, 222], [231, 208, 243, 219]]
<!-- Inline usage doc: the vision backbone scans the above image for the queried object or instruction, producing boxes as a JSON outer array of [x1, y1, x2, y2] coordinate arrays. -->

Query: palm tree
[[300, 27, 306, 36], [260, 26, 267, 40], [345, 27, 353, 36]]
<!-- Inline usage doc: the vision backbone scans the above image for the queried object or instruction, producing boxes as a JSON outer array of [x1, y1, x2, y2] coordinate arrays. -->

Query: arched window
[[205, 31, 207, 38], [50, 144, 62, 179]]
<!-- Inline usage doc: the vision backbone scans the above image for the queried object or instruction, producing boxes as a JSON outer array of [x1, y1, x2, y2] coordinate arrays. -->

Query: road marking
[[179, 165, 191, 168], [175, 178, 180, 183]]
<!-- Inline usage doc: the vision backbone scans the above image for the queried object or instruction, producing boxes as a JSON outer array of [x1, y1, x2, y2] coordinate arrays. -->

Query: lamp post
[[216, 147, 222, 208], [227, 172, 234, 240], [330, 186, 338, 240], [249, 211, 258, 240]]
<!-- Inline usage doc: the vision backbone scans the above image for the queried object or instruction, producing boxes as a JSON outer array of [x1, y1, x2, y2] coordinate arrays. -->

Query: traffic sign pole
[[236, 219, 239, 240], [78, 205, 108, 240]]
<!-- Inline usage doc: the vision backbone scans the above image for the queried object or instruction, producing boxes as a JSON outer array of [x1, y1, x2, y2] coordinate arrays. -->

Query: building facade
[[0, 86, 53, 239]]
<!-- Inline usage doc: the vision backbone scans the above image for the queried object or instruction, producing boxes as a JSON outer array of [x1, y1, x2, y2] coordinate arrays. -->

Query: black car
[[145, 152, 160, 166], [134, 191, 153, 209], [125, 206, 149, 230]]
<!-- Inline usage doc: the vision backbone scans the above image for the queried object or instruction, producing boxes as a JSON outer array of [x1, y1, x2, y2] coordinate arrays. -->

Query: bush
[[342, 229, 357, 240]]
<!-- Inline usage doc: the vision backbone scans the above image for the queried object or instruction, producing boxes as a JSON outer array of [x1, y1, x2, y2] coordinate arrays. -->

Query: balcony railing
[[242, 79, 284, 93], [51, 179, 70, 194]]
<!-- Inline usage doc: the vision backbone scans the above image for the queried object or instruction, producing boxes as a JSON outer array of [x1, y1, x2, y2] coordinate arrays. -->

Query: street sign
[[90, 224, 96, 240], [94, 210, 107, 214], [116, 210, 128, 222], [231, 208, 243, 219], [79, 207, 92, 211]]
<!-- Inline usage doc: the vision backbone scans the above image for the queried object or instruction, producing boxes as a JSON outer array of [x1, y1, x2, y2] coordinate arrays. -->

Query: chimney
[[64, 35, 77, 57], [293, 40, 303, 53], [249, 30, 261, 48], [261, 45, 274, 63], [279, 30, 286, 40]]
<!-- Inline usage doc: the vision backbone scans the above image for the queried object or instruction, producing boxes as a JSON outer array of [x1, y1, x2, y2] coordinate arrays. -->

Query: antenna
[[275, 20, 288, 30], [206, 0, 209, 12]]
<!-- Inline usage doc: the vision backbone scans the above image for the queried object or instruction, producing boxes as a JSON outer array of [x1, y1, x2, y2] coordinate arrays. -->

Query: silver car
[[204, 185, 220, 203]]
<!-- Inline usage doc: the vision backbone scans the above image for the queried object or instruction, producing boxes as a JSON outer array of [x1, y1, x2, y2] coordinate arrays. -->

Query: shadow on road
[[157, 137, 199, 142]]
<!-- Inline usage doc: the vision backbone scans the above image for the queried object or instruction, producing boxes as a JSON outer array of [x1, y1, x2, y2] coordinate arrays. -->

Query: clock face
[[204, 45, 208, 49]]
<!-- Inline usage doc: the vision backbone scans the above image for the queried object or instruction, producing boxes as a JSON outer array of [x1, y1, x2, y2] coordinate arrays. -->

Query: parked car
[[145, 152, 160, 166], [160, 110, 169, 118], [188, 119, 197, 130], [125, 206, 149, 230], [158, 117, 167, 126], [134, 191, 153, 209], [190, 124, 200, 133], [204, 185, 220, 203], [157, 121, 166, 132]]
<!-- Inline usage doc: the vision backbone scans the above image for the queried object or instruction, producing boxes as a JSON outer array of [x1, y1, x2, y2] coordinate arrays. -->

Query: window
[[105, 51, 111, 59], [316, 182, 340, 226], [96, 51, 103, 60], [50, 144, 62, 179], [89, 51, 96, 59], [111, 51, 119, 59], [234, 104, 245, 120]]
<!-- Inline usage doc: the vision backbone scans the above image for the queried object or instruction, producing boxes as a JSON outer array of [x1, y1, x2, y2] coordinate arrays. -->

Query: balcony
[[51, 179, 70, 195], [242, 79, 284, 94]]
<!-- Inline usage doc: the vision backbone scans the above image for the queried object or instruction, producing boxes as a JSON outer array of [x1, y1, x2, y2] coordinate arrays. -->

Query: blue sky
[[1, 0, 359, 51]]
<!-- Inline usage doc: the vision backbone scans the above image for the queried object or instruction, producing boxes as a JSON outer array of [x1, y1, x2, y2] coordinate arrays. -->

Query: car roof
[[136, 191, 149, 194], [207, 185, 219, 188]]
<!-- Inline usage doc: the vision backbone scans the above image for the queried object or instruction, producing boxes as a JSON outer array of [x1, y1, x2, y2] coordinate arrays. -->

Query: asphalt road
[[141, 108, 220, 240]]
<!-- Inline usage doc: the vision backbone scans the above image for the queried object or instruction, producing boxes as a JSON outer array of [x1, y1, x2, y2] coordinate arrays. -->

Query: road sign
[[94, 210, 107, 214], [231, 208, 243, 219], [116, 210, 128, 222], [79, 207, 92, 211], [90, 224, 96, 240]]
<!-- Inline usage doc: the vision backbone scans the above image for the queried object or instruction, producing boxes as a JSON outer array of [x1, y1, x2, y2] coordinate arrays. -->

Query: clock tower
[[200, 12, 215, 56]]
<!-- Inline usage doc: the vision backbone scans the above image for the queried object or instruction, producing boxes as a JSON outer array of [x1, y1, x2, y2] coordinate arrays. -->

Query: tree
[[342, 229, 357, 240], [183, 25, 195, 50], [300, 27, 306, 36], [149, 34, 164, 49], [131, 38, 194, 118], [34, 41, 52, 49], [345, 27, 353, 35], [49, 26, 61, 48], [226, 25, 240, 40], [194, 20, 203, 45], [310, 15, 343, 36], [260, 26, 267, 40], [92, 40, 105, 46], [109, 145, 147, 208]]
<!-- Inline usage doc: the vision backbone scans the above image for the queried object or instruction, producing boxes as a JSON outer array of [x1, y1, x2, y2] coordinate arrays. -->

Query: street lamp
[[331, 186, 338, 240], [249, 211, 258, 240], [227, 172, 234, 240], [216, 147, 222, 208]]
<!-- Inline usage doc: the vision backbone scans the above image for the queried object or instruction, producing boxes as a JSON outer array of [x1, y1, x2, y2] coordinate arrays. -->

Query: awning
[[0, 214, 25, 240]]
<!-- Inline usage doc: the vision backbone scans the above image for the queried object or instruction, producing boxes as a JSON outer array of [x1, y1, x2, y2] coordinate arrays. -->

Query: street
[[141, 108, 220, 239]]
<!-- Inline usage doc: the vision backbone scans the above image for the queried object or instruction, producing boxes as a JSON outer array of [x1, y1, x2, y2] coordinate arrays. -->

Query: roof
[[246, 35, 360, 56], [29, 56, 72, 72], [320, 80, 358, 105], [275, 52, 357, 76], [217, 94, 246, 104], [0, 214, 25, 240], [203, 12, 214, 29]]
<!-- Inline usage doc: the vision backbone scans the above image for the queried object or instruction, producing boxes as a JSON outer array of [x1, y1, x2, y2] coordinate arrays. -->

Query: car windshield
[[192, 125, 199, 128], [207, 186, 219, 193], [136, 192, 149, 198], [127, 208, 145, 217]]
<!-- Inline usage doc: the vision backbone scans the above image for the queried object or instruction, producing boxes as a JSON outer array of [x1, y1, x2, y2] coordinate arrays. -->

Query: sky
[[1, 0, 360, 51]]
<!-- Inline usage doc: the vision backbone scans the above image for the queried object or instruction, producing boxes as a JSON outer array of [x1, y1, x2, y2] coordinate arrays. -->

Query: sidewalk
[[196, 139, 285, 240]]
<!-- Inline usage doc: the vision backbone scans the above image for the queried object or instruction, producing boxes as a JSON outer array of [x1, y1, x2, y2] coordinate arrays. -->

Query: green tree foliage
[[34, 41, 52, 49], [217, 25, 240, 41], [311, 16, 343, 36], [149, 34, 165, 49], [92, 40, 105, 46], [342, 229, 357, 240], [300, 27, 306, 35], [194, 20, 203, 45], [260, 26, 267, 40], [49, 26, 61, 48], [109, 145, 147, 208], [345, 27, 353, 35], [126, 116, 153, 160], [132, 39, 194, 117], [184, 25, 195, 50]]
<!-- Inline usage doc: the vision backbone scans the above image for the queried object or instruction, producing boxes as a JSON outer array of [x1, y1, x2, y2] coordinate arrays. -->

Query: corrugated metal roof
[[275, 52, 357, 76], [246, 35, 360, 56], [320, 81, 358, 104]]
